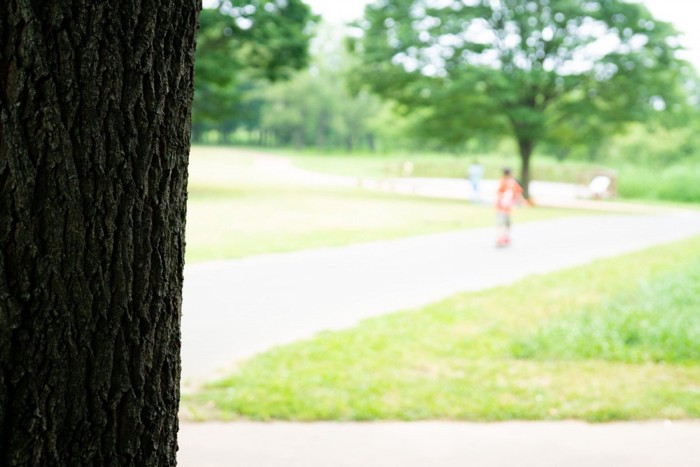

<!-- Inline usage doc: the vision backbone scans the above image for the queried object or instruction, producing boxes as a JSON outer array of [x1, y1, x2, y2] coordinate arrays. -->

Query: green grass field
[[186, 147, 584, 262], [184, 236, 700, 422]]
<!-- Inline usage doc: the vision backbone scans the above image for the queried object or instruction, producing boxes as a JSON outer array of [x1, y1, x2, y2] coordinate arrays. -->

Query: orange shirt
[[496, 177, 523, 213]]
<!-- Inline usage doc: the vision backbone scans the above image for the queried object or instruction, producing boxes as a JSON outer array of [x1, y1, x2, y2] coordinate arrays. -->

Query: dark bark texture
[[0, 1, 199, 465]]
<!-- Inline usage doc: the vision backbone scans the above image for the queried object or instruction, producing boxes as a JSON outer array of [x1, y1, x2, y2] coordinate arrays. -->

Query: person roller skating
[[495, 167, 523, 247]]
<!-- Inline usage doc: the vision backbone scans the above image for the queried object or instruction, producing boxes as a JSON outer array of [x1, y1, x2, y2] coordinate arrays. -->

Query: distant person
[[467, 160, 484, 202], [495, 167, 524, 247]]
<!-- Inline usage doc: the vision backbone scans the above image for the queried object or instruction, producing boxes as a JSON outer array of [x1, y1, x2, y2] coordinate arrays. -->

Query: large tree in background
[[353, 0, 691, 197], [193, 0, 317, 138], [1, 1, 198, 464]]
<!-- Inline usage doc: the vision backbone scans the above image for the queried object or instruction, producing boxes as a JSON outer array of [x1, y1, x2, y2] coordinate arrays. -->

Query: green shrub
[[618, 163, 700, 203]]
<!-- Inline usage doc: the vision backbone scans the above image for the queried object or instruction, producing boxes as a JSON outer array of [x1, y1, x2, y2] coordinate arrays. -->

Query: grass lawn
[[184, 236, 700, 422], [186, 146, 584, 262]]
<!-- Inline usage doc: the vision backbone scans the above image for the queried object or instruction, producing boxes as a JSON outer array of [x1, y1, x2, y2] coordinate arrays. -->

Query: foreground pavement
[[179, 421, 700, 467]]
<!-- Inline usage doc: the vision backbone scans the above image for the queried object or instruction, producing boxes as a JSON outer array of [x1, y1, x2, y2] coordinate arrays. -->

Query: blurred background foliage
[[192, 0, 700, 203]]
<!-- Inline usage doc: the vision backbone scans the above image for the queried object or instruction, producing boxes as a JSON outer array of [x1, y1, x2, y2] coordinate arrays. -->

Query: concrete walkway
[[179, 421, 700, 467]]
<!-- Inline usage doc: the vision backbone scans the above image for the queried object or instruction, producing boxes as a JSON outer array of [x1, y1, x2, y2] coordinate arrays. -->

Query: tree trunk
[[315, 115, 328, 149], [367, 133, 377, 153], [0, 1, 199, 465], [517, 138, 535, 199], [294, 127, 305, 150]]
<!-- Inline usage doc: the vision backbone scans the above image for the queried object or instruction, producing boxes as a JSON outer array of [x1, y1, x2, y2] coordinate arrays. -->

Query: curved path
[[181, 209, 700, 384]]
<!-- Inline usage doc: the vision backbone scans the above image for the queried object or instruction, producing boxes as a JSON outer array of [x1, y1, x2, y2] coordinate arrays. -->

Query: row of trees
[[194, 0, 700, 196], [193, 17, 397, 153]]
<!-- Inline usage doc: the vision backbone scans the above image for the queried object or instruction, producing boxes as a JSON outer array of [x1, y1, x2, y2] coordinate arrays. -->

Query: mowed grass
[[184, 236, 700, 422], [186, 147, 581, 262]]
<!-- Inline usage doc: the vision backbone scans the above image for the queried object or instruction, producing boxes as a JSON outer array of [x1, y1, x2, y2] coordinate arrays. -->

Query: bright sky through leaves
[[304, 0, 700, 68]]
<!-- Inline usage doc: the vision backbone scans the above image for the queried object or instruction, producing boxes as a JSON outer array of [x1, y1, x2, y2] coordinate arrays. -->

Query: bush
[[618, 162, 700, 203]]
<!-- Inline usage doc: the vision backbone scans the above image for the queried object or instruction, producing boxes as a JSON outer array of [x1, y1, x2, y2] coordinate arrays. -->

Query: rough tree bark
[[1, 1, 199, 465]]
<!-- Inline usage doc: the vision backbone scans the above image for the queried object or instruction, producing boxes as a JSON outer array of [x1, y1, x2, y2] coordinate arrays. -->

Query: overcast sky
[[304, 0, 700, 68]]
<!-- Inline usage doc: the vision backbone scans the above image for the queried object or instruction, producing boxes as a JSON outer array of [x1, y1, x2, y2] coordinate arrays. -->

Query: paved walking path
[[179, 157, 700, 465], [181, 209, 700, 384], [179, 421, 700, 467]]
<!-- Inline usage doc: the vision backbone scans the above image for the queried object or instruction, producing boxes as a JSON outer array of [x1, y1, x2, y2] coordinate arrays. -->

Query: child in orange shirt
[[496, 167, 524, 247]]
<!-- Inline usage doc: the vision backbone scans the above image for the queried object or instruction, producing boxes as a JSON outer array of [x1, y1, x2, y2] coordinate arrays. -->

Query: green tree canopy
[[258, 24, 390, 151], [352, 0, 692, 196], [193, 0, 317, 134]]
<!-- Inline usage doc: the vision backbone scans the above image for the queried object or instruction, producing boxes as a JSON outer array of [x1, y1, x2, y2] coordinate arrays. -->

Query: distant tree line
[[193, 0, 700, 191]]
